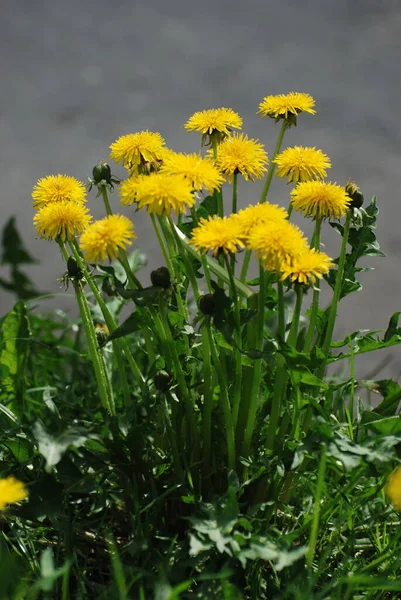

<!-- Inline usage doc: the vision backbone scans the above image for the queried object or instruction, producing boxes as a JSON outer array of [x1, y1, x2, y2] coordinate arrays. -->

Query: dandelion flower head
[[281, 249, 334, 285], [34, 201, 92, 242], [248, 220, 309, 272], [274, 146, 331, 183], [80, 214, 135, 263], [161, 152, 223, 193], [291, 181, 351, 219], [236, 203, 287, 240], [110, 131, 166, 173], [213, 134, 268, 182], [184, 108, 242, 143], [119, 175, 148, 206], [32, 175, 87, 209], [134, 172, 195, 216], [191, 215, 245, 256], [0, 477, 28, 511], [258, 92, 316, 121], [386, 466, 401, 511]]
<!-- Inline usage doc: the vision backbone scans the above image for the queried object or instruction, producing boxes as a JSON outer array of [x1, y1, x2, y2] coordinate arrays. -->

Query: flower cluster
[[32, 174, 91, 242]]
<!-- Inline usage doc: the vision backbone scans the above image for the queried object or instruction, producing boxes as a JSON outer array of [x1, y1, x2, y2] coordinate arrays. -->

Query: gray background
[[1, 0, 401, 378]]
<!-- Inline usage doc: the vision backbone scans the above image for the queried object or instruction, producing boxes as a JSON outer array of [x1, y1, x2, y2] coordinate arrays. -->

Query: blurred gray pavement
[[1, 0, 401, 377]]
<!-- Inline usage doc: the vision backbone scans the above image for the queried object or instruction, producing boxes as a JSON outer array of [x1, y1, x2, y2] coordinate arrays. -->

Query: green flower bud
[[150, 267, 171, 289], [345, 180, 364, 209], [154, 370, 172, 392], [199, 293, 216, 316], [92, 161, 112, 185], [67, 256, 82, 279]]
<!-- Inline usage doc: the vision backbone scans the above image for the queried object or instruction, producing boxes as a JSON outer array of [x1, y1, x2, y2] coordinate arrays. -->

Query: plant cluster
[[1, 92, 401, 599]]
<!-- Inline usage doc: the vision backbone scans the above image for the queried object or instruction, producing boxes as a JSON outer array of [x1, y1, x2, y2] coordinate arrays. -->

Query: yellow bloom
[[184, 108, 242, 143], [80, 214, 135, 263], [32, 174, 87, 209], [274, 146, 331, 183], [214, 134, 268, 182], [34, 201, 92, 242], [281, 249, 334, 285], [161, 152, 223, 193], [386, 466, 401, 510], [258, 92, 316, 120], [191, 215, 245, 256], [0, 477, 28, 510], [248, 220, 308, 272], [291, 181, 351, 219], [134, 173, 195, 216], [119, 175, 147, 206], [236, 203, 287, 239], [109, 131, 166, 173]]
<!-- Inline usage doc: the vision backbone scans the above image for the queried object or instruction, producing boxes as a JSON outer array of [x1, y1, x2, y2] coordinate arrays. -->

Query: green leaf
[[366, 415, 401, 435], [33, 421, 90, 472], [0, 301, 30, 401], [102, 310, 148, 346], [325, 197, 385, 299], [370, 379, 401, 416], [290, 368, 328, 389]]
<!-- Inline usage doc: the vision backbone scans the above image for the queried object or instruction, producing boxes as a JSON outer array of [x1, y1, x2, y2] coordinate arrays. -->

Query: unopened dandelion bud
[[95, 323, 109, 345], [199, 293, 216, 316], [154, 370, 172, 392], [345, 180, 364, 209], [67, 256, 82, 279], [150, 266, 171, 289], [92, 161, 112, 185]]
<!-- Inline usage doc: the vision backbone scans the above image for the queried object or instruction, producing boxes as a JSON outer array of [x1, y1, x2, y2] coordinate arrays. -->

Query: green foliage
[[0, 217, 44, 300]]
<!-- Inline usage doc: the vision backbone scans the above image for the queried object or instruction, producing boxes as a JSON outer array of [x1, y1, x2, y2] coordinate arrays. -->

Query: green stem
[[158, 215, 189, 320], [74, 279, 115, 415], [240, 264, 265, 461], [151, 214, 172, 272], [173, 224, 253, 299], [201, 327, 213, 479], [287, 284, 303, 347], [224, 254, 242, 429], [207, 323, 236, 472], [304, 217, 322, 352], [69, 240, 144, 385], [101, 187, 113, 216], [266, 280, 287, 451], [163, 394, 184, 480], [232, 171, 238, 214], [307, 444, 327, 568], [190, 208, 213, 292], [318, 211, 352, 377], [169, 216, 201, 302], [259, 120, 287, 204], [240, 249, 252, 283], [211, 137, 224, 217]]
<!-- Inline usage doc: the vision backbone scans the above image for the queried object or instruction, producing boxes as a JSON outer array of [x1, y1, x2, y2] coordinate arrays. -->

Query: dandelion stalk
[[201, 326, 214, 479], [68, 240, 144, 386], [304, 217, 322, 352], [224, 253, 242, 429], [241, 264, 265, 462], [59, 241, 114, 414], [211, 136, 224, 217], [307, 444, 327, 568], [232, 171, 238, 214], [190, 207, 213, 292], [207, 322, 236, 472], [74, 275, 114, 415], [318, 210, 352, 376]]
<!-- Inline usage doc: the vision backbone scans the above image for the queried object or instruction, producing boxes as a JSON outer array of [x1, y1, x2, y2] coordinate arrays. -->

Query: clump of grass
[[1, 93, 401, 599]]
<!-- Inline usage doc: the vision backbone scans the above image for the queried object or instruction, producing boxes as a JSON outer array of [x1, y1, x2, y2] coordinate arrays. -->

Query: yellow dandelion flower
[[191, 215, 245, 256], [119, 175, 148, 206], [34, 201, 92, 242], [109, 131, 166, 173], [248, 220, 308, 272], [291, 181, 351, 219], [386, 466, 401, 511], [134, 173, 195, 216], [184, 108, 242, 143], [161, 152, 224, 193], [281, 249, 334, 285], [213, 134, 268, 182], [236, 203, 287, 239], [274, 146, 331, 183], [0, 477, 28, 511], [80, 214, 135, 263], [258, 92, 316, 121], [32, 174, 87, 209]]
